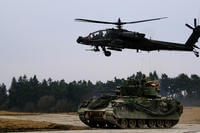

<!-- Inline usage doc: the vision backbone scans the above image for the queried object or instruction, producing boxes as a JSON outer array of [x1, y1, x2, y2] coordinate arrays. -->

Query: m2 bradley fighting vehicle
[[78, 76, 183, 129]]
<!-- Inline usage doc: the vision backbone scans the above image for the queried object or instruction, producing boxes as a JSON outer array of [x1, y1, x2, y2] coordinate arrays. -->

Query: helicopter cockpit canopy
[[88, 30, 107, 39]]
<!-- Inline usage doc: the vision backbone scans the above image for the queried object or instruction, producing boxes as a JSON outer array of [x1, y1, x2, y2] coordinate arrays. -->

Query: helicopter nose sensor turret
[[77, 36, 83, 43]]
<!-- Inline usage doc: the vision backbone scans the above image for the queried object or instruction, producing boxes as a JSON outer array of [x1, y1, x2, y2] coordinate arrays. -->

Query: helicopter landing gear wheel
[[104, 51, 111, 57], [102, 46, 111, 57]]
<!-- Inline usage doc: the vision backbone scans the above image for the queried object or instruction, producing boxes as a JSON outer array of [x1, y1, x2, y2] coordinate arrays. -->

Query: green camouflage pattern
[[78, 78, 183, 129]]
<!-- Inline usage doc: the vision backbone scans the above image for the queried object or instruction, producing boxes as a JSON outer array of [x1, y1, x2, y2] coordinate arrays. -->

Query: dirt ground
[[0, 118, 89, 132], [179, 107, 200, 124], [36, 124, 200, 133], [0, 107, 200, 132]]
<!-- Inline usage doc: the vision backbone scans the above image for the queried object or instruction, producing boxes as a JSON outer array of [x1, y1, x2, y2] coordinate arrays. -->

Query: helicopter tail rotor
[[185, 18, 198, 30], [185, 18, 200, 57], [185, 23, 194, 30]]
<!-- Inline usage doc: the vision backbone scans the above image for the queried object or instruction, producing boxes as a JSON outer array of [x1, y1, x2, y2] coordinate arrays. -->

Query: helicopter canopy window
[[88, 30, 107, 39]]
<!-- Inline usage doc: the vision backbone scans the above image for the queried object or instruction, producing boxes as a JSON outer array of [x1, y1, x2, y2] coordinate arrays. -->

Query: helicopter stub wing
[[88, 38, 124, 51]]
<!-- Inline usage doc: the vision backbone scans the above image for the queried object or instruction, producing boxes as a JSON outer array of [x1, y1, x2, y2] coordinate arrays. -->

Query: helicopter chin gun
[[86, 46, 111, 56]]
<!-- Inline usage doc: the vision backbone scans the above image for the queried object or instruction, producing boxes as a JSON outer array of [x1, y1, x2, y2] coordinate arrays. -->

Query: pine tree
[[0, 83, 7, 106]]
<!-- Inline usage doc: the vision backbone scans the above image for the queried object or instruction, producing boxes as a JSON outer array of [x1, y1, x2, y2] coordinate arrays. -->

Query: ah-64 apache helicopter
[[75, 17, 200, 57]]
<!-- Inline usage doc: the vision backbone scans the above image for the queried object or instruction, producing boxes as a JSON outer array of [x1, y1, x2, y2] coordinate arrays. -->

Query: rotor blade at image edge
[[194, 18, 197, 27], [194, 45, 200, 49], [123, 17, 168, 24], [75, 18, 116, 24], [185, 24, 194, 30]]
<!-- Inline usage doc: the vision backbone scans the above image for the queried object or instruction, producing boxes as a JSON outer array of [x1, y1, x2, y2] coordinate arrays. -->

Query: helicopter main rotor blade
[[122, 17, 168, 25], [76, 17, 167, 29], [75, 18, 116, 25], [75, 17, 167, 25]]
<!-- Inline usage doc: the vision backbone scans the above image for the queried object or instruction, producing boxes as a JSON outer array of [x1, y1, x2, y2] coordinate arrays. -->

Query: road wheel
[[129, 120, 136, 128], [147, 120, 156, 128], [137, 120, 145, 128], [156, 120, 164, 128], [107, 122, 115, 128], [98, 122, 105, 128], [164, 120, 172, 128], [88, 120, 97, 128], [120, 119, 128, 129], [172, 120, 178, 127]]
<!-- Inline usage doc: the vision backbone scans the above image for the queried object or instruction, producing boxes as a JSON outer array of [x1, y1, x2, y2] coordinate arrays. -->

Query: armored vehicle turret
[[78, 77, 183, 129]]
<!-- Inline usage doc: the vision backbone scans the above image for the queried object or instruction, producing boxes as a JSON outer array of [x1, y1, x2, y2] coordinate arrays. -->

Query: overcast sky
[[0, 0, 200, 87]]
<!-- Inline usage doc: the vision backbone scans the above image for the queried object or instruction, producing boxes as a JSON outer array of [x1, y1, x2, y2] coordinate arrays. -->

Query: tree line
[[0, 71, 199, 112]]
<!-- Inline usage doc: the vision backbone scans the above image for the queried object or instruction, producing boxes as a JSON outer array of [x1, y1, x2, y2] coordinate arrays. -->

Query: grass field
[[0, 111, 40, 116]]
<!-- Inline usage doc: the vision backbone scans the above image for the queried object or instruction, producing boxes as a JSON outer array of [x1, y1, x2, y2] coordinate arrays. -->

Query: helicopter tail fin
[[185, 18, 200, 48]]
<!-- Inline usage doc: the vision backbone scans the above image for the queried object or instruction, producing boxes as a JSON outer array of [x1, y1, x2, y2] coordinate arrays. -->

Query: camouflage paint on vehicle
[[78, 78, 183, 129]]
